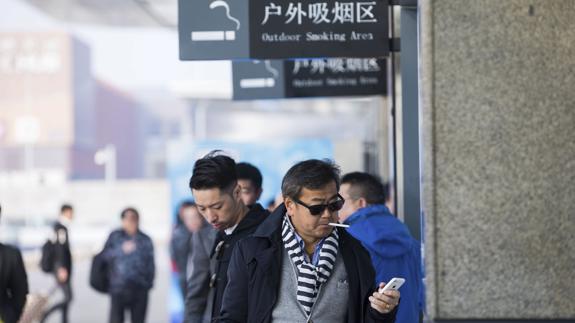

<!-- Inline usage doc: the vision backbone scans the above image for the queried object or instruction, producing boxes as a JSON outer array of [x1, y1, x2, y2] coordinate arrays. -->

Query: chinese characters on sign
[[262, 2, 378, 25], [250, 0, 388, 58], [286, 58, 384, 95], [232, 58, 386, 100], [291, 58, 381, 74], [179, 0, 389, 59]]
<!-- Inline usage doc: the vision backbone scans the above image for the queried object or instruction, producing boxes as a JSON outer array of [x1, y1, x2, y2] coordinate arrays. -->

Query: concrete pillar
[[420, 0, 575, 320]]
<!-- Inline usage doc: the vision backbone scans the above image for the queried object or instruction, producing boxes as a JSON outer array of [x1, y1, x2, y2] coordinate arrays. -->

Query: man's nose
[[205, 209, 217, 222], [320, 208, 332, 219]]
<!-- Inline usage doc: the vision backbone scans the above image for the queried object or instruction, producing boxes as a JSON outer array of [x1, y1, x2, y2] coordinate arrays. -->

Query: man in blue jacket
[[103, 207, 155, 323], [339, 172, 423, 323]]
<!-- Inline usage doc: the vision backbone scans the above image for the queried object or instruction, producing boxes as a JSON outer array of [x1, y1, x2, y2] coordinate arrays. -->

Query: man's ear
[[284, 197, 295, 216], [233, 184, 241, 200], [358, 197, 368, 209], [256, 188, 263, 200]]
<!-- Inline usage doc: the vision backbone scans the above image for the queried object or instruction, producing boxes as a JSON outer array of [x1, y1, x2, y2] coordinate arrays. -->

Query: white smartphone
[[379, 277, 405, 293]]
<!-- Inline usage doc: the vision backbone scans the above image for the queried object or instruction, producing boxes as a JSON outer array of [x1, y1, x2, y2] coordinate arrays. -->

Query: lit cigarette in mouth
[[328, 223, 349, 228]]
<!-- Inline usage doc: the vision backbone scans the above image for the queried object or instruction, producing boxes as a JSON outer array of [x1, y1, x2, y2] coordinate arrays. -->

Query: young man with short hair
[[235, 162, 264, 207], [41, 204, 74, 323], [184, 152, 268, 323], [219, 159, 400, 323], [339, 172, 423, 323]]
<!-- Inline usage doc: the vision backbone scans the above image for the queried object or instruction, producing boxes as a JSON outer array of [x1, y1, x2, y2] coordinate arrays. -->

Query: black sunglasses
[[293, 194, 345, 216]]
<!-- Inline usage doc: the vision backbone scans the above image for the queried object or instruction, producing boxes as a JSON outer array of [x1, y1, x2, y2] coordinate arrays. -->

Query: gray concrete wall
[[421, 0, 575, 320]]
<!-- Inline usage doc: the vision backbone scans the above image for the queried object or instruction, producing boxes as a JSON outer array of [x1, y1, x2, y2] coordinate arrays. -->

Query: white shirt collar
[[59, 216, 71, 228], [224, 223, 239, 235]]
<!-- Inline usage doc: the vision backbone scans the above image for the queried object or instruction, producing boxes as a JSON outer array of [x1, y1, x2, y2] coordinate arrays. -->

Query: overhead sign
[[179, 0, 389, 60], [232, 58, 386, 100]]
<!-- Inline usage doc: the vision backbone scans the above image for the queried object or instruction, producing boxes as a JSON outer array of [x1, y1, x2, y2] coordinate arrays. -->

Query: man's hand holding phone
[[369, 278, 404, 314]]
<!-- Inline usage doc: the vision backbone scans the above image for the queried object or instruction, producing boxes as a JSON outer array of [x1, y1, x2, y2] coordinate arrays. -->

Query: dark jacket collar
[[229, 202, 269, 236], [248, 203, 266, 213], [253, 203, 286, 238]]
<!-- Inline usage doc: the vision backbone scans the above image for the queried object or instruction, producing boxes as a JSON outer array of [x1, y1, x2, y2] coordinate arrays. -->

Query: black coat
[[53, 221, 72, 279], [219, 204, 397, 323], [185, 203, 269, 322], [0, 243, 29, 323]]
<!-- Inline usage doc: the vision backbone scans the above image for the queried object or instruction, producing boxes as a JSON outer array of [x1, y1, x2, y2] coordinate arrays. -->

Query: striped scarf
[[281, 215, 339, 316]]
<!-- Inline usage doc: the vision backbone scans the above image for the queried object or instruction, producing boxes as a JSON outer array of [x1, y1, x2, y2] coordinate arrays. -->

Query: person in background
[[170, 201, 204, 297], [219, 159, 399, 323], [265, 198, 276, 213], [235, 162, 264, 207], [339, 172, 423, 323], [184, 152, 268, 323], [103, 207, 155, 323], [265, 193, 284, 213], [41, 204, 74, 323], [184, 215, 216, 323], [0, 204, 29, 323]]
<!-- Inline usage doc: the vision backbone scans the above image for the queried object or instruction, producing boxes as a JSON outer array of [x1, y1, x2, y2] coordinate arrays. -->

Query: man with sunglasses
[[184, 152, 268, 323], [219, 159, 400, 323]]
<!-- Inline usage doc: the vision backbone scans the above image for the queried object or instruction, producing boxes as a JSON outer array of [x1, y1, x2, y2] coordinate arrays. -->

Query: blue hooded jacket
[[344, 205, 423, 323]]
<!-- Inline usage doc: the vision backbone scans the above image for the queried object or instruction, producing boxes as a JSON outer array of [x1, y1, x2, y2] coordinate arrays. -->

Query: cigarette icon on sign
[[192, 1, 240, 42], [239, 61, 279, 89], [191, 31, 235, 41], [240, 78, 275, 88]]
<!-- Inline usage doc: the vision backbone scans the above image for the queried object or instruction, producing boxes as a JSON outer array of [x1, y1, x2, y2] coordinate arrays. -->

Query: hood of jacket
[[234, 202, 269, 235], [344, 204, 413, 258]]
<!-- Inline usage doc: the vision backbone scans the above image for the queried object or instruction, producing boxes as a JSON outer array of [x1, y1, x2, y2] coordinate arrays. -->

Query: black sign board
[[179, 0, 389, 60], [232, 58, 386, 100]]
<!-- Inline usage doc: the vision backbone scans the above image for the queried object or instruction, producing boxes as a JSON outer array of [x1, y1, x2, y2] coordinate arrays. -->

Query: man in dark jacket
[[41, 204, 73, 323], [0, 204, 29, 323], [184, 152, 268, 323], [184, 219, 216, 323], [219, 159, 400, 323], [170, 200, 203, 297], [103, 207, 155, 323], [339, 172, 423, 323]]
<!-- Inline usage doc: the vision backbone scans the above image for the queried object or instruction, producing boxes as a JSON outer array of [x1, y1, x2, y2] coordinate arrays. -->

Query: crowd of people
[[0, 151, 424, 323], [0, 203, 157, 323]]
